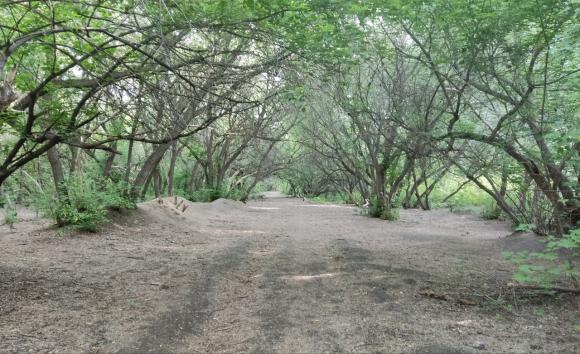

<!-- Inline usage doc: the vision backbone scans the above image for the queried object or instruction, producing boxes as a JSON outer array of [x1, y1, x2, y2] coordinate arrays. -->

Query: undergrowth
[[503, 228, 579, 289], [36, 174, 135, 232], [1, 190, 18, 229]]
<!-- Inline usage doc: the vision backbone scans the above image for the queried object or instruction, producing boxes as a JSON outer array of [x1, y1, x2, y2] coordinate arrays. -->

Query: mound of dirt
[[139, 197, 195, 214], [135, 197, 202, 229], [209, 198, 245, 212], [132, 197, 246, 230]]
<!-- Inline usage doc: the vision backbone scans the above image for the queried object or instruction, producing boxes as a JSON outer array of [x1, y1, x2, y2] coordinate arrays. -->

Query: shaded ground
[[0, 193, 578, 353]]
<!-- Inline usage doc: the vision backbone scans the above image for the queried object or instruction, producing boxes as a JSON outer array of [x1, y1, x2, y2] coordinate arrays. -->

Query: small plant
[[187, 188, 223, 202], [514, 223, 536, 232], [363, 197, 399, 221], [481, 202, 501, 220], [2, 191, 18, 229], [368, 197, 384, 218], [381, 208, 399, 221], [503, 228, 579, 289], [4, 206, 18, 229]]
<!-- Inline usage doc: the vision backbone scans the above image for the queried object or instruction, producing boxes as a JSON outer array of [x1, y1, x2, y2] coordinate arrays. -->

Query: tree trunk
[[188, 161, 199, 193], [103, 142, 118, 179], [46, 146, 66, 226], [153, 169, 162, 198], [140, 172, 153, 200], [69, 144, 79, 173], [167, 141, 181, 196], [131, 141, 172, 198], [47, 146, 65, 192]]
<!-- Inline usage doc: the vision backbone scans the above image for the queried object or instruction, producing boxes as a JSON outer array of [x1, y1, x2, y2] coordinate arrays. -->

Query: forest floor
[[0, 192, 578, 354]]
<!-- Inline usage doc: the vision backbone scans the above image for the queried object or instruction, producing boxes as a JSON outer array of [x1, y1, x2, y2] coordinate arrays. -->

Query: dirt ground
[[0, 192, 578, 353]]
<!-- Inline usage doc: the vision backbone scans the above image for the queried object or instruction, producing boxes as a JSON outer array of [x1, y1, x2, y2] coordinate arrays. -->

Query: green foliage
[[480, 202, 501, 220], [185, 184, 248, 203], [186, 188, 223, 203], [305, 191, 360, 205], [367, 197, 384, 218], [430, 179, 494, 213], [514, 223, 536, 233], [503, 229, 579, 288], [2, 192, 18, 228], [0, 0, 577, 242], [363, 197, 399, 221], [381, 208, 399, 221], [36, 174, 135, 232], [4, 208, 18, 228]]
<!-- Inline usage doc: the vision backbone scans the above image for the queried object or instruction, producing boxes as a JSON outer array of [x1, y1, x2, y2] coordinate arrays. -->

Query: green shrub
[[381, 208, 399, 221], [514, 223, 536, 232], [186, 183, 258, 203], [1, 191, 18, 229], [3, 207, 17, 229], [36, 174, 135, 232], [368, 197, 384, 218], [503, 228, 579, 289], [187, 188, 223, 202], [363, 197, 399, 220], [481, 202, 501, 220]]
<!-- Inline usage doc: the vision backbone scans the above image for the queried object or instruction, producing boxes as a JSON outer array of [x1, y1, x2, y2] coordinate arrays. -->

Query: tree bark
[[103, 142, 118, 178], [47, 146, 65, 192], [131, 141, 171, 198]]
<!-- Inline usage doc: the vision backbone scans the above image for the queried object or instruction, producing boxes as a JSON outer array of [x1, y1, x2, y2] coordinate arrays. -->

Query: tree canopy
[[0, 0, 578, 236]]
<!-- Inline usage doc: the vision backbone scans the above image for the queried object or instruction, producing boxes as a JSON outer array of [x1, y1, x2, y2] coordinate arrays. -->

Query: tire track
[[118, 240, 253, 354]]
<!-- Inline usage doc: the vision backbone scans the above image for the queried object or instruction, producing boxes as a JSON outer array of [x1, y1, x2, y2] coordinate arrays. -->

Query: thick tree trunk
[[131, 141, 171, 198], [140, 172, 153, 200]]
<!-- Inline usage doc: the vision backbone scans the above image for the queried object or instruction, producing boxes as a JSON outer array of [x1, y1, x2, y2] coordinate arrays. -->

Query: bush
[[4, 207, 18, 228], [503, 228, 579, 289], [186, 183, 256, 203], [187, 188, 223, 202], [381, 208, 399, 221], [36, 174, 135, 232], [363, 197, 399, 221], [368, 197, 384, 218], [481, 202, 501, 220], [1, 191, 18, 229], [514, 223, 536, 233]]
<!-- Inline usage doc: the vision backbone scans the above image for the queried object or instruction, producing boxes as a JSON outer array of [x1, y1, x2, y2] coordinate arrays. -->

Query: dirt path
[[1, 193, 578, 353]]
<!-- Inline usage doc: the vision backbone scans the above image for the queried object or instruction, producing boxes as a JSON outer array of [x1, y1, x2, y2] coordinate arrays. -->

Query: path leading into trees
[[0, 193, 578, 353]]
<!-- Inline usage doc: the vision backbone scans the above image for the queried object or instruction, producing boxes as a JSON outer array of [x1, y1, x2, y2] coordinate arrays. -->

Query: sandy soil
[[0, 192, 578, 353]]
